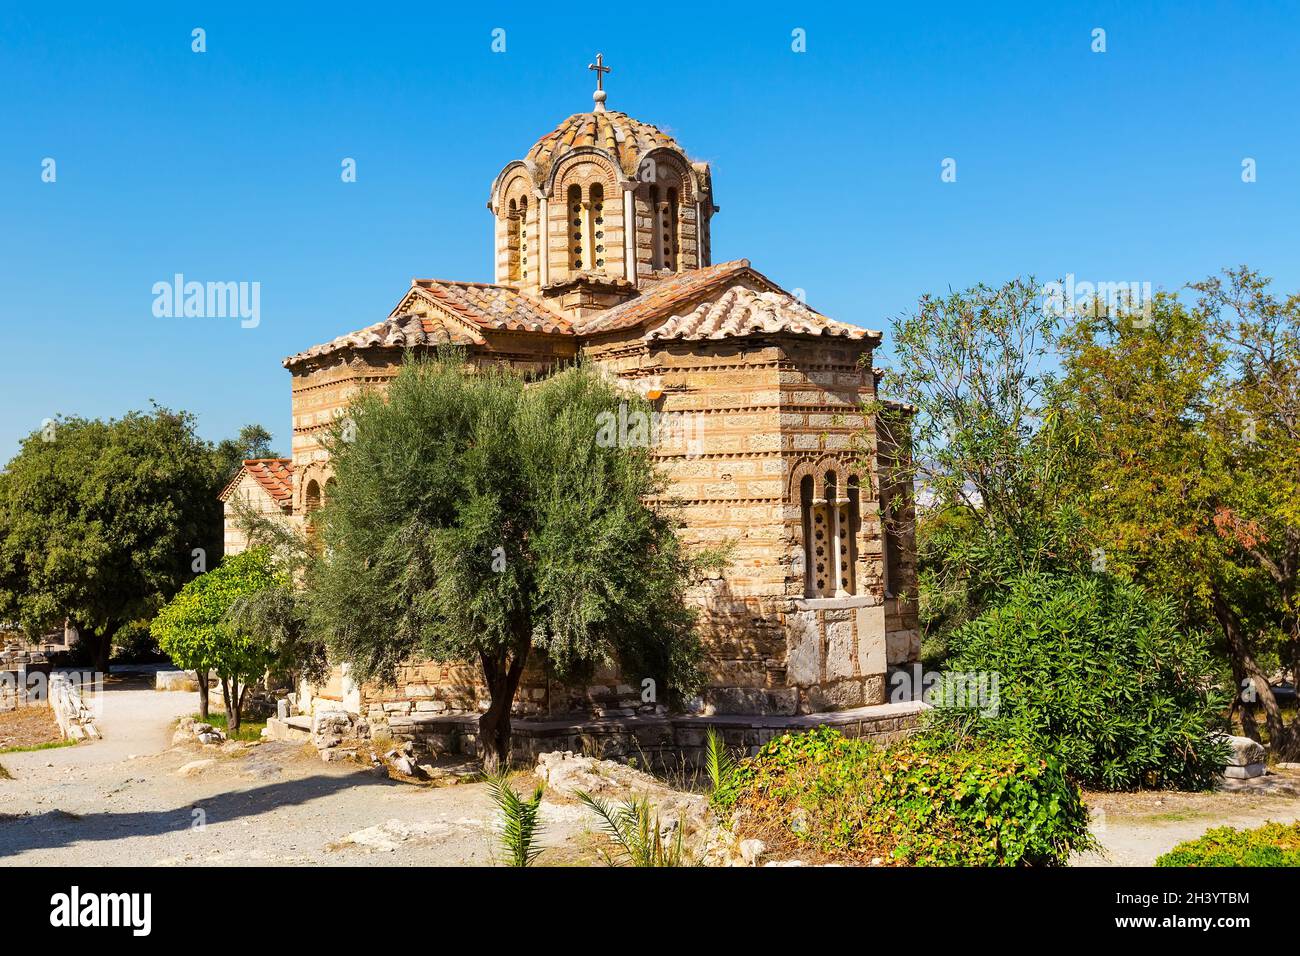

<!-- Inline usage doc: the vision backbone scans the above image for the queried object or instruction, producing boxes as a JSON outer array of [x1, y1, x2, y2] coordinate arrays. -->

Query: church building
[[222, 60, 919, 738]]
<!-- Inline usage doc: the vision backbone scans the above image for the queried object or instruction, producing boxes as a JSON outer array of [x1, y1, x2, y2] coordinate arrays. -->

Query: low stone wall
[[0, 659, 52, 713], [383, 700, 928, 770]]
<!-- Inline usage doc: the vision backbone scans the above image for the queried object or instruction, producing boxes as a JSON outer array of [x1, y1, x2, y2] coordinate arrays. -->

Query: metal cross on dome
[[588, 53, 611, 91]]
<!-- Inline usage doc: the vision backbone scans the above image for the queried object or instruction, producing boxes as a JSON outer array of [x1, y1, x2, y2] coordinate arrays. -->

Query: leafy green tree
[[215, 424, 279, 481], [937, 571, 1228, 791], [306, 354, 709, 769], [875, 277, 1085, 660], [1053, 274, 1300, 754], [1193, 268, 1300, 753], [150, 548, 282, 730], [0, 408, 223, 673], [222, 496, 326, 692]]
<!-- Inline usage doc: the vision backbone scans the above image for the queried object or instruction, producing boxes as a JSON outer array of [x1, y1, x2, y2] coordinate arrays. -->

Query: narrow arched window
[[517, 197, 528, 282], [590, 183, 605, 272], [648, 184, 663, 270], [665, 187, 679, 272], [304, 480, 321, 515], [809, 474, 834, 598], [800, 475, 815, 597], [845, 475, 860, 596], [568, 184, 583, 272], [824, 472, 840, 596], [507, 199, 520, 282]]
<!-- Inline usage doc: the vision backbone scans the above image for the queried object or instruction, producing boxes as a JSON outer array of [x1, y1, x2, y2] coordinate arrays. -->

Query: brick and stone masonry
[[227, 74, 923, 751]]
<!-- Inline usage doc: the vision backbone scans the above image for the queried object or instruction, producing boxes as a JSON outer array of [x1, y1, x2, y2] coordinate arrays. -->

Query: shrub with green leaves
[[938, 572, 1228, 791], [150, 548, 284, 732], [714, 727, 1093, 866], [1156, 821, 1300, 867]]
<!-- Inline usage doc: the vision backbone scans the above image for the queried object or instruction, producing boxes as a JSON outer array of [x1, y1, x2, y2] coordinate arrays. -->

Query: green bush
[[1156, 821, 1300, 867], [938, 572, 1228, 791], [713, 727, 1094, 866], [111, 619, 164, 663]]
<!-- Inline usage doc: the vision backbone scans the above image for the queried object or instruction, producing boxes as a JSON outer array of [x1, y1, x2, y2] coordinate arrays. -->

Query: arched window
[[506, 199, 520, 282], [665, 187, 679, 272], [651, 184, 675, 271], [568, 184, 583, 272], [800, 475, 815, 597], [824, 472, 840, 597], [589, 183, 605, 272], [517, 197, 528, 281], [844, 475, 860, 596], [304, 480, 321, 515], [324, 477, 337, 508], [800, 468, 861, 598]]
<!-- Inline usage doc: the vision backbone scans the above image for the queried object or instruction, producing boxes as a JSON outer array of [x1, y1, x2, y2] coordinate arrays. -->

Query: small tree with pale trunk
[[151, 548, 281, 732]]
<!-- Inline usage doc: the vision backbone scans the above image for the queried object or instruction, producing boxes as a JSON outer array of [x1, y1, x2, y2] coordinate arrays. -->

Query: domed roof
[[525, 110, 684, 181]]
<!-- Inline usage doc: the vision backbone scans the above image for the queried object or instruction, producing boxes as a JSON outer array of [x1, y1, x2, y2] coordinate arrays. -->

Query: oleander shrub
[[936, 571, 1229, 791], [1156, 822, 1300, 867], [713, 727, 1094, 866]]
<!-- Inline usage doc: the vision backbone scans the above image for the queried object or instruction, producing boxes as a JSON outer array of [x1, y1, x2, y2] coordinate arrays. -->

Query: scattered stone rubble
[[173, 716, 227, 746]]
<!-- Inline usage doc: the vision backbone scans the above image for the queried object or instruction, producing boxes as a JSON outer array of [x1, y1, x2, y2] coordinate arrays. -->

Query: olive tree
[[306, 354, 709, 768]]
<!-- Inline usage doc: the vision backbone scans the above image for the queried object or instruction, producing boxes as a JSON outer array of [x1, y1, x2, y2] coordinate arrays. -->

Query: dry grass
[[0, 705, 66, 752]]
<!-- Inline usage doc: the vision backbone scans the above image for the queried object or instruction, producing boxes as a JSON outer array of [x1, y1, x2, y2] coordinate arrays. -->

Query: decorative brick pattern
[[242, 98, 919, 727]]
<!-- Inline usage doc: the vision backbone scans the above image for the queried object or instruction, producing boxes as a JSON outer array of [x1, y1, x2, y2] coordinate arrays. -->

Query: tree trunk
[[1213, 586, 1289, 751], [478, 641, 530, 772], [1228, 658, 1259, 742], [220, 676, 240, 735], [196, 668, 210, 721], [233, 681, 247, 735], [87, 628, 111, 676]]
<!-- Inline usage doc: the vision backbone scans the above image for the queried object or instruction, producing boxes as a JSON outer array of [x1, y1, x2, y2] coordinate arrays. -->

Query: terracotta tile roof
[[282, 313, 485, 368], [407, 280, 571, 335], [526, 111, 682, 180], [286, 263, 876, 366], [571, 260, 756, 336], [645, 285, 871, 342], [219, 459, 293, 505]]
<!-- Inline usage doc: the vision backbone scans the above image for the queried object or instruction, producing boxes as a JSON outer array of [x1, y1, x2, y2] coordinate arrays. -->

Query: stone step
[[263, 717, 311, 742]]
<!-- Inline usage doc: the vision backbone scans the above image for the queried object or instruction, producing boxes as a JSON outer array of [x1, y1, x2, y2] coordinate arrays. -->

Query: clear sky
[[2, 1, 1297, 461]]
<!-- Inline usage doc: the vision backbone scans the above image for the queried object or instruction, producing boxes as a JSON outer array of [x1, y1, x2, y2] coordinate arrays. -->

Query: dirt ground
[[4, 669, 1300, 866], [0, 706, 64, 752], [0, 671, 605, 866], [1074, 775, 1300, 865]]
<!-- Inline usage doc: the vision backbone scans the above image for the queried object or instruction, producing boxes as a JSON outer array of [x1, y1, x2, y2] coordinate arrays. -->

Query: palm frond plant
[[703, 727, 737, 795], [575, 791, 687, 867], [486, 770, 545, 867]]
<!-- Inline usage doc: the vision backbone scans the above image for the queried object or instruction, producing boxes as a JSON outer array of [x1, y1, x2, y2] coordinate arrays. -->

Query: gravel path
[[8, 671, 1298, 867], [1075, 779, 1300, 866], [0, 672, 595, 867]]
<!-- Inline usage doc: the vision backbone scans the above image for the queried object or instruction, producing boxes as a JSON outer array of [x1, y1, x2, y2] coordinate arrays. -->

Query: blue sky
[[2, 1, 1297, 461]]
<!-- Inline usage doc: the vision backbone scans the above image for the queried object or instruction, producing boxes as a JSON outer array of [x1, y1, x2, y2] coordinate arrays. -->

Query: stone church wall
[[278, 328, 917, 726]]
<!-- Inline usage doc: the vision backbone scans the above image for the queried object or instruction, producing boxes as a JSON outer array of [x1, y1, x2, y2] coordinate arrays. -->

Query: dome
[[525, 110, 684, 182]]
